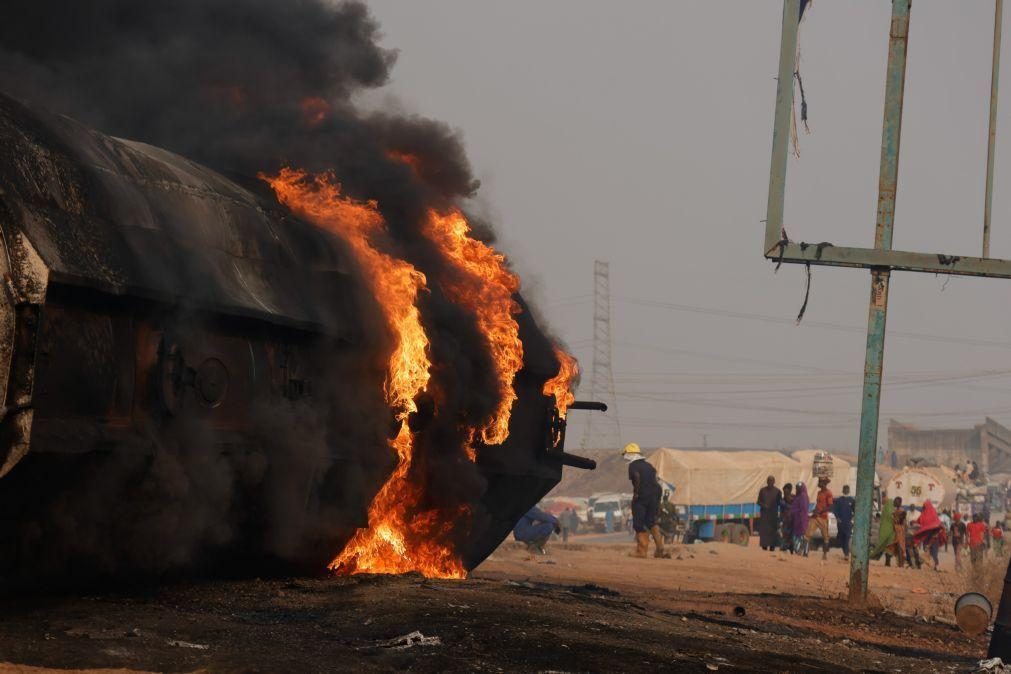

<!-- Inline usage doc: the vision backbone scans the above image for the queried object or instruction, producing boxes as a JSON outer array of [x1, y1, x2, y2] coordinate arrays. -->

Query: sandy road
[[0, 533, 993, 672], [476, 532, 992, 622]]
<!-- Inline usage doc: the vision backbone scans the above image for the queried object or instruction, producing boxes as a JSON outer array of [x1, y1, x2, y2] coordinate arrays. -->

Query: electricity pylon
[[581, 260, 622, 453]]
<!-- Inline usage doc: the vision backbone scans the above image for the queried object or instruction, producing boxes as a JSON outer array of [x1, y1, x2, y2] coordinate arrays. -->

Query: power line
[[618, 392, 1011, 421], [612, 339, 851, 374], [617, 296, 1011, 351]]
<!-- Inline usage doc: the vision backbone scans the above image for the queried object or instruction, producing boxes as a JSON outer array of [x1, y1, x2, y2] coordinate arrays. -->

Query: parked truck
[[649, 448, 877, 546], [648, 448, 801, 545]]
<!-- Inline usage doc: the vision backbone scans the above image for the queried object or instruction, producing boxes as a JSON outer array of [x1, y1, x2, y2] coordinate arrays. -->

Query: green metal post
[[985, 0, 1003, 258], [765, 0, 800, 254], [849, 0, 910, 604]]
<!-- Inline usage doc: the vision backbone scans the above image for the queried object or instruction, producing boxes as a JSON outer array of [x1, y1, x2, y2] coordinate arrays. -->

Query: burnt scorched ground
[[0, 574, 979, 673]]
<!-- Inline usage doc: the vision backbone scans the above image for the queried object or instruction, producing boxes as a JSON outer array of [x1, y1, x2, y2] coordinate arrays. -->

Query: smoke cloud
[[0, 0, 560, 583]]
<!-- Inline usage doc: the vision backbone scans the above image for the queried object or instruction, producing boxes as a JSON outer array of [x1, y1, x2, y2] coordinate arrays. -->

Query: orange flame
[[301, 96, 332, 127], [262, 168, 465, 579], [543, 347, 578, 447], [543, 347, 578, 419], [387, 150, 424, 174], [423, 209, 523, 447]]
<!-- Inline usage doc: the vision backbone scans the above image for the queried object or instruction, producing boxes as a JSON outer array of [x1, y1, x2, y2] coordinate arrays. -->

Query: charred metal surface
[[0, 94, 579, 584], [0, 96, 355, 334]]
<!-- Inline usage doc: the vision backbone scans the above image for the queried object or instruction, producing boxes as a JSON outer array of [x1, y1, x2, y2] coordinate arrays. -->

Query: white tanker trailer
[[883, 466, 957, 510]]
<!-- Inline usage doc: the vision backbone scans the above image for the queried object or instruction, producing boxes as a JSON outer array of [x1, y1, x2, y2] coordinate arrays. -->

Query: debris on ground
[[380, 631, 442, 650], [977, 657, 1011, 673]]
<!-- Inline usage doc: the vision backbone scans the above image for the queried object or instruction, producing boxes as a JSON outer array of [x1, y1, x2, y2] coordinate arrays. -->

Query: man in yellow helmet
[[622, 443, 669, 558]]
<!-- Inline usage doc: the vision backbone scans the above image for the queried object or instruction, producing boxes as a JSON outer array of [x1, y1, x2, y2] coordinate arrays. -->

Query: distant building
[[887, 417, 1011, 474]]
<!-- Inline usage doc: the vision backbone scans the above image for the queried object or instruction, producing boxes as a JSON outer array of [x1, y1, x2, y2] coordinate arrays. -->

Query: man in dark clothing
[[559, 507, 573, 543], [756, 476, 782, 551], [623, 442, 669, 558], [566, 508, 581, 537], [779, 483, 794, 553], [833, 484, 855, 560], [950, 511, 966, 570], [513, 506, 559, 554]]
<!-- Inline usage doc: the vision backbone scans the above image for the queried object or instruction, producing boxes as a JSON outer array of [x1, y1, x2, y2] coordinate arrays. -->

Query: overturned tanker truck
[[0, 94, 599, 586]]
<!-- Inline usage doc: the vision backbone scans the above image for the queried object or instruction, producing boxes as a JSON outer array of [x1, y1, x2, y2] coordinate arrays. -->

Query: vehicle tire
[[731, 523, 750, 546], [714, 523, 731, 544]]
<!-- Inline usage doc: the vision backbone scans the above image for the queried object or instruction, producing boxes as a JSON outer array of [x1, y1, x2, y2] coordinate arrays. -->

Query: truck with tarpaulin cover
[[647, 448, 878, 545], [647, 448, 802, 545]]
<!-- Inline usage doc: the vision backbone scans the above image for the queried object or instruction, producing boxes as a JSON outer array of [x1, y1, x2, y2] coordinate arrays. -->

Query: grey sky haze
[[363, 1, 1011, 453]]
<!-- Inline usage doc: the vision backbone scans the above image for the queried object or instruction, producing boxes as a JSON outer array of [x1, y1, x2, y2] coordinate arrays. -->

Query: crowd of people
[[756, 475, 1006, 571], [757, 476, 853, 560], [953, 459, 983, 485], [871, 496, 1005, 571], [515, 452, 1009, 571]]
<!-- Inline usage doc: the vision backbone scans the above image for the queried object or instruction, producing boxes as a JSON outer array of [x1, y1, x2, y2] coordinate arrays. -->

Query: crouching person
[[513, 506, 559, 555]]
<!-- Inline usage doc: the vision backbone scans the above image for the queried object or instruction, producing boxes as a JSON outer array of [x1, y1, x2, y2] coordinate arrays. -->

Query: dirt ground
[[0, 535, 995, 673]]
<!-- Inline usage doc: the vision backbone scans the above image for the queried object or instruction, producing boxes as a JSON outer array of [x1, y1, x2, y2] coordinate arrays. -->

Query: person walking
[[903, 522, 922, 569], [871, 496, 904, 567], [892, 499, 908, 567], [805, 478, 834, 560], [790, 482, 810, 556], [833, 485, 855, 560], [569, 508, 582, 537], [993, 521, 1005, 556], [560, 507, 573, 543], [913, 500, 944, 571], [756, 476, 782, 552], [968, 513, 989, 568], [622, 443, 669, 558], [951, 511, 967, 571], [780, 483, 795, 553], [940, 509, 952, 552]]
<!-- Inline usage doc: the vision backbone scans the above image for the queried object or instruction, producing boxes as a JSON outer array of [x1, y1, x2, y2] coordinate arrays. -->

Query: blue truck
[[674, 503, 757, 545]]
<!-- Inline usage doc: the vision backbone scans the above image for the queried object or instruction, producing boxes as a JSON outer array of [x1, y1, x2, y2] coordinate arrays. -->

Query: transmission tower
[[581, 260, 621, 452]]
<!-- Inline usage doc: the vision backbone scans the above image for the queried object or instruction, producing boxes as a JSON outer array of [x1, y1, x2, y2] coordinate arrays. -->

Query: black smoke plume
[[0, 0, 561, 583]]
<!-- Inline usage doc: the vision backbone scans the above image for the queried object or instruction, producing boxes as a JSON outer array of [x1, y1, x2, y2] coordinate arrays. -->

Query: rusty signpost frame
[[764, 0, 1006, 605]]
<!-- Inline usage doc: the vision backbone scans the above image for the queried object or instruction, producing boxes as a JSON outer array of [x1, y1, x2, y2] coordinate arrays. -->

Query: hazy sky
[[363, 1, 1011, 452]]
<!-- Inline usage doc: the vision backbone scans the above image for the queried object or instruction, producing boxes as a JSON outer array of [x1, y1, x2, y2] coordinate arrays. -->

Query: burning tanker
[[0, 1, 600, 586]]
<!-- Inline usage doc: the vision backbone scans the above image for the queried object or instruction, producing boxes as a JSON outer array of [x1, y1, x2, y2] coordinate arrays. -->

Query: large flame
[[262, 168, 465, 579], [423, 209, 523, 447]]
